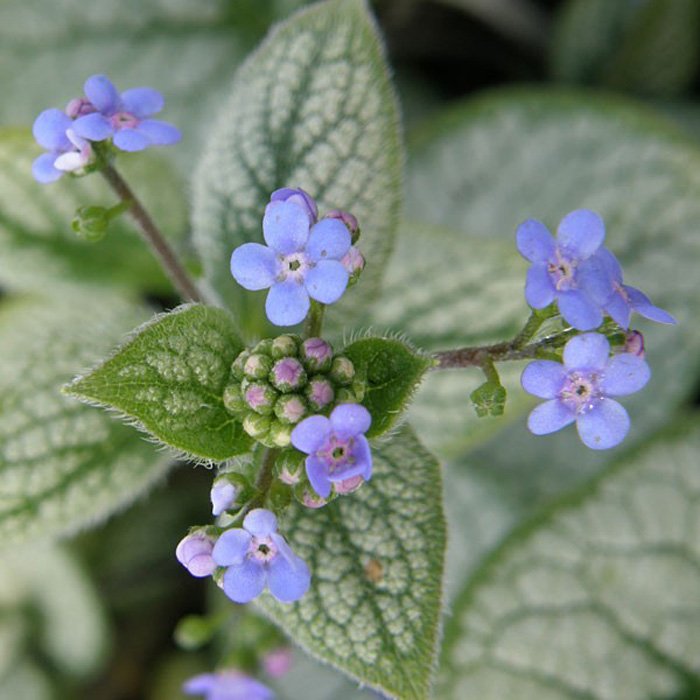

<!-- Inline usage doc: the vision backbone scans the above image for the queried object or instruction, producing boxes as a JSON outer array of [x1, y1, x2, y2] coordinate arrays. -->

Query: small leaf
[[258, 426, 446, 700], [470, 380, 506, 418], [67, 304, 252, 462], [439, 422, 700, 698], [0, 294, 171, 542], [192, 0, 402, 334], [342, 337, 431, 438]]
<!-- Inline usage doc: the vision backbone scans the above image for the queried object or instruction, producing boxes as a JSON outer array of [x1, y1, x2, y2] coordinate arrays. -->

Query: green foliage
[[439, 422, 700, 698], [258, 427, 445, 700], [342, 337, 431, 438], [0, 128, 186, 295], [67, 304, 252, 462], [551, 0, 700, 96], [0, 294, 172, 543], [192, 0, 402, 336]]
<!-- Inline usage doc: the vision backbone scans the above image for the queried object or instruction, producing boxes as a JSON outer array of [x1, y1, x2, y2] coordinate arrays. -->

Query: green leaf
[[258, 426, 445, 700], [342, 337, 431, 438], [0, 128, 187, 295], [192, 0, 402, 335], [67, 304, 252, 462], [551, 0, 700, 96], [439, 421, 700, 698], [0, 294, 171, 542]]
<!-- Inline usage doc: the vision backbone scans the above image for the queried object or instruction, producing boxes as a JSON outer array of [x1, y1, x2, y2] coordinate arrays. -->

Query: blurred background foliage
[[2, 0, 700, 698]]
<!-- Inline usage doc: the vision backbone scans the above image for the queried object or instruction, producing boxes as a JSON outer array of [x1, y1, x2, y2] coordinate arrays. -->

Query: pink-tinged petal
[[291, 415, 332, 454], [230, 243, 277, 291], [263, 200, 309, 254], [557, 209, 605, 259], [305, 260, 348, 304], [527, 399, 576, 435], [212, 529, 251, 567], [243, 508, 277, 537], [121, 87, 164, 118], [306, 218, 351, 261], [221, 559, 266, 604], [516, 219, 555, 262], [136, 119, 181, 145], [267, 551, 310, 603], [330, 403, 371, 438], [576, 399, 629, 449], [305, 455, 332, 498], [563, 332, 610, 370], [601, 354, 650, 396], [265, 281, 310, 326], [32, 153, 63, 184], [84, 74, 122, 115], [32, 109, 72, 150], [626, 286, 676, 324], [525, 263, 556, 309], [113, 128, 150, 151], [72, 113, 113, 141], [521, 361, 567, 399], [558, 289, 603, 330]]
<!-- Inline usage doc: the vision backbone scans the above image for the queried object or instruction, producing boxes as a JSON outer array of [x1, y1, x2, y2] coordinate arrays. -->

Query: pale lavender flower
[[176, 532, 216, 578], [183, 670, 274, 700]]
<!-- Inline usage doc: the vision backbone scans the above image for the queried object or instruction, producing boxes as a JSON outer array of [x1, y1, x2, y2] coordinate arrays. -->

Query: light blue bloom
[[212, 509, 310, 604], [210, 480, 237, 517], [176, 532, 216, 578], [32, 109, 93, 183], [183, 670, 274, 700]]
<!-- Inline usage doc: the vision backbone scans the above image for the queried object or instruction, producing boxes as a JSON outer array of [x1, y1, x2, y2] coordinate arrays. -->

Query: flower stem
[[100, 163, 204, 303], [304, 300, 325, 339]]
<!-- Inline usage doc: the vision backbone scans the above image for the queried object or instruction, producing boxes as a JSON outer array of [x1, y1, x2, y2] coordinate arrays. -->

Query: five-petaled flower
[[230, 192, 353, 326], [212, 508, 310, 604], [183, 670, 274, 700], [521, 332, 650, 449], [291, 404, 373, 498]]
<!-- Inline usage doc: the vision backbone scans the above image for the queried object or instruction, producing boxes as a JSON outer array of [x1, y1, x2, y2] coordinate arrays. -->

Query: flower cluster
[[230, 188, 363, 326], [32, 74, 180, 183], [517, 209, 674, 330]]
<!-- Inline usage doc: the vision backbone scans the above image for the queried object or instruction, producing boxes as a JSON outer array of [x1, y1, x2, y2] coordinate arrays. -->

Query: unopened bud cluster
[[223, 335, 364, 448]]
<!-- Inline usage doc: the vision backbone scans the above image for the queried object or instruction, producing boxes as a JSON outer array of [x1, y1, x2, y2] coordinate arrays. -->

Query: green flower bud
[[334, 387, 357, 404], [244, 353, 273, 380], [305, 376, 334, 411], [231, 350, 250, 381], [269, 357, 307, 393], [242, 381, 277, 415], [274, 449, 306, 485], [274, 394, 307, 425], [223, 383, 246, 416], [330, 356, 355, 386], [300, 338, 333, 373], [72, 205, 110, 242], [268, 422, 292, 448], [271, 334, 300, 359], [253, 338, 274, 356], [243, 413, 272, 440]]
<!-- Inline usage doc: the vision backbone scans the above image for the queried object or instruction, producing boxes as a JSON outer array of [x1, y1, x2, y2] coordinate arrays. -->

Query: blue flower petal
[[183, 673, 218, 695], [330, 403, 371, 438], [557, 209, 605, 259], [136, 119, 181, 145], [265, 280, 310, 326], [350, 434, 372, 480], [121, 87, 164, 118], [516, 219, 555, 262], [211, 481, 236, 516], [84, 74, 122, 115], [527, 399, 576, 435], [594, 247, 623, 284], [521, 360, 567, 399], [243, 508, 277, 537], [113, 128, 151, 152], [291, 415, 331, 454], [626, 286, 676, 324], [601, 354, 650, 396], [563, 332, 610, 370], [72, 113, 113, 141], [577, 254, 614, 305], [222, 558, 266, 604], [305, 260, 348, 304], [306, 219, 351, 262], [267, 549, 310, 603], [212, 529, 251, 567], [230, 243, 277, 291], [557, 289, 602, 330], [263, 200, 309, 254], [306, 455, 332, 498], [32, 153, 63, 184], [524, 263, 555, 309], [32, 109, 72, 150], [604, 290, 632, 328], [576, 398, 629, 449]]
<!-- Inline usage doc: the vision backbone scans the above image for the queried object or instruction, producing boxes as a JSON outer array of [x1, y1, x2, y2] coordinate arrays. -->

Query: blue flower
[[521, 333, 650, 449], [71, 74, 181, 152], [589, 247, 676, 329], [231, 197, 352, 326], [183, 670, 274, 700], [212, 509, 310, 604], [516, 209, 611, 330], [291, 404, 373, 498], [32, 109, 93, 183]]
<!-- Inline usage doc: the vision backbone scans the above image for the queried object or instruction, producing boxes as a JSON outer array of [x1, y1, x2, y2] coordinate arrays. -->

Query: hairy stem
[[100, 164, 203, 303], [304, 300, 326, 339]]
